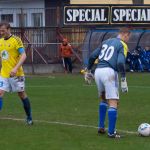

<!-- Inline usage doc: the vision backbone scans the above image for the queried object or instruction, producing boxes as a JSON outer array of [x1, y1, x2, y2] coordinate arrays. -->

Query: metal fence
[[12, 27, 88, 64], [11, 27, 150, 66]]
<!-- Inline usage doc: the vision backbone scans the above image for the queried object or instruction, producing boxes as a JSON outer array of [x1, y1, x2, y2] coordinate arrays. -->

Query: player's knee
[[101, 92, 106, 100], [18, 92, 27, 99], [108, 99, 118, 109]]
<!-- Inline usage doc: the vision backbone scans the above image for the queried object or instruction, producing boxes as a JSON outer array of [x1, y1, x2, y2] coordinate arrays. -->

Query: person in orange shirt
[[60, 38, 73, 73]]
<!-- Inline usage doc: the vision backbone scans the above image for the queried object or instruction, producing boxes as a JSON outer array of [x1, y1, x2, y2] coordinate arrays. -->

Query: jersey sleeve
[[18, 47, 25, 54], [15, 36, 24, 50], [87, 47, 101, 70], [117, 42, 128, 78]]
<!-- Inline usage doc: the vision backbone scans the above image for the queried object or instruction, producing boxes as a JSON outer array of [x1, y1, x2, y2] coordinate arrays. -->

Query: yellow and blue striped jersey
[[0, 35, 25, 78]]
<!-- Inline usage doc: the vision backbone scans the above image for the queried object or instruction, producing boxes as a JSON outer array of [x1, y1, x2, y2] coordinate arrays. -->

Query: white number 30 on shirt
[[99, 44, 114, 61]]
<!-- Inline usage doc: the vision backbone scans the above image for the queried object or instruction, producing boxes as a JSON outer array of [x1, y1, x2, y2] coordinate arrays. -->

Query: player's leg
[[65, 58, 70, 73], [68, 58, 72, 73], [0, 90, 5, 110], [105, 69, 120, 138], [64, 57, 68, 72], [10, 76, 33, 125], [98, 92, 108, 134], [95, 68, 107, 134], [18, 91, 33, 125], [107, 99, 118, 137], [0, 76, 10, 110]]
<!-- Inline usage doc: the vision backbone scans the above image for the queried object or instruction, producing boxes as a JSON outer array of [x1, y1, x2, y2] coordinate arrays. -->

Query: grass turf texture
[[0, 73, 150, 150]]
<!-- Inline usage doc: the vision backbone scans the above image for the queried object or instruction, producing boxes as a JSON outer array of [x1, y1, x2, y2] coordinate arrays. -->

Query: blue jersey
[[87, 38, 128, 76]]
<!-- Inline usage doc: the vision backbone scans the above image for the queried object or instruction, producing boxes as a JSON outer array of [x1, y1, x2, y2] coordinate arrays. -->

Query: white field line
[[129, 85, 150, 89], [25, 84, 150, 89], [0, 117, 137, 135], [83, 84, 150, 89], [26, 75, 56, 79]]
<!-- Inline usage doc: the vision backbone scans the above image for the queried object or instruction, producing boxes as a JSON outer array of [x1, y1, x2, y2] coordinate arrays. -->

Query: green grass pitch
[[0, 73, 150, 150]]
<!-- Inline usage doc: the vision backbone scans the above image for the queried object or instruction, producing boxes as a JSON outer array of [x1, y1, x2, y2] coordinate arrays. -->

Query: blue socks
[[21, 97, 32, 119], [0, 97, 3, 110], [98, 101, 108, 129], [108, 107, 117, 135], [0, 97, 32, 121]]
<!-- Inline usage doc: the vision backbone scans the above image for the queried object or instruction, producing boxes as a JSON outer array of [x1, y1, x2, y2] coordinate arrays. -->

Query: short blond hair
[[119, 27, 131, 34]]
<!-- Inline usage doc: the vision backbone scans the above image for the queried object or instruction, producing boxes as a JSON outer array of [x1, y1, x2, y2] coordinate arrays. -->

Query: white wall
[[144, 0, 150, 4], [0, 0, 44, 9], [0, 0, 45, 27]]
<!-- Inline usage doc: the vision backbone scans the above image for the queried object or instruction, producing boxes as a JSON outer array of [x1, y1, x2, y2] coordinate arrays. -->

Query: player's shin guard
[[108, 107, 117, 135], [21, 97, 32, 120], [98, 101, 108, 129], [0, 97, 3, 110]]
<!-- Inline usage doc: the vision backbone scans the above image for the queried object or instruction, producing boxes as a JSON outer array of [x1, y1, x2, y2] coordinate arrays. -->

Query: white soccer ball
[[138, 123, 150, 137]]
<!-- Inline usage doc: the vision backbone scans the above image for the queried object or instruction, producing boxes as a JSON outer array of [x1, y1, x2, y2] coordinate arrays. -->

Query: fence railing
[[11, 27, 88, 64], [22, 42, 83, 64]]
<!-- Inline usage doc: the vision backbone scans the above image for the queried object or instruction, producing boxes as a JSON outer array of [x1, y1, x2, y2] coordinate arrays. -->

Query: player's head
[[62, 38, 68, 46], [118, 27, 131, 43], [0, 22, 11, 38]]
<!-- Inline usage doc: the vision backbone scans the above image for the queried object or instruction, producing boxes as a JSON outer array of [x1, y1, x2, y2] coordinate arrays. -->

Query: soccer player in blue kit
[[85, 28, 131, 138]]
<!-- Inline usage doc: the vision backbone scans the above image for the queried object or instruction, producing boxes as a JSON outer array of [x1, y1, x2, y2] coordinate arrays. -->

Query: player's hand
[[121, 77, 128, 93], [84, 70, 94, 85], [10, 67, 17, 77]]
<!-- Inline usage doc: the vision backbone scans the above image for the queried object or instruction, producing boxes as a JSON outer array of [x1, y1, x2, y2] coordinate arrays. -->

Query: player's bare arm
[[10, 52, 26, 77], [84, 47, 100, 84]]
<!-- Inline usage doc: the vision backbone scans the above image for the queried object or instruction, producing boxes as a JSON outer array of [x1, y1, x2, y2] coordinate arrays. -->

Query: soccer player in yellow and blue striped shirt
[[0, 22, 33, 125]]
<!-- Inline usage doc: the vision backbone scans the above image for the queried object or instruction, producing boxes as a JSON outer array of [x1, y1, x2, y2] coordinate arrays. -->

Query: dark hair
[[0, 22, 11, 29], [119, 27, 131, 34]]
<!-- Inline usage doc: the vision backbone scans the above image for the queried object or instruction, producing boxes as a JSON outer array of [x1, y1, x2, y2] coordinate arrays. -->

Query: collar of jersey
[[4, 34, 12, 40]]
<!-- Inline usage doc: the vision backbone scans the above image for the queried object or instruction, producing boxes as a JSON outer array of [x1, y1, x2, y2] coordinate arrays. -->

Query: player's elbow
[[24, 53, 27, 60], [89, 53, 97, 60], [117, 56, 125, 70], [22, 52, 27, 60], [117, 60, 124, 66], [117, 61, 126, 77], [117, 62, 124, 70]]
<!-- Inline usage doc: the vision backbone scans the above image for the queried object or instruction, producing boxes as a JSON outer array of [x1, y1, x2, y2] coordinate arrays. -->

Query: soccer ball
[[138, 123, 150, 137]]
